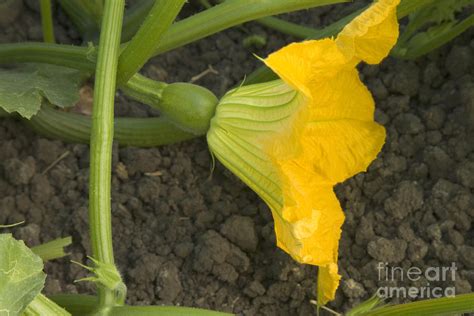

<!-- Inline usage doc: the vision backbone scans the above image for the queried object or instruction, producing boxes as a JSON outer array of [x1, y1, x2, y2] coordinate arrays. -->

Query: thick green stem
[[39, 0, 55, 43], [117, 0, 186, 85], [27, 106, 197, 147], [148, 0, 348, 57], [89, 0, 125, 308], [200, 0, 318, 39], [0, 42, 94, 71]]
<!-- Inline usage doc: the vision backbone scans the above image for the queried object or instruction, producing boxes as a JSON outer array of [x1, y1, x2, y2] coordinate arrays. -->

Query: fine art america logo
[[377, 262, 457, 299]]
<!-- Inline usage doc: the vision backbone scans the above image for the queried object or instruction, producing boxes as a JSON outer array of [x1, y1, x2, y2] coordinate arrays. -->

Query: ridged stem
[[88, 0, 125, 308]]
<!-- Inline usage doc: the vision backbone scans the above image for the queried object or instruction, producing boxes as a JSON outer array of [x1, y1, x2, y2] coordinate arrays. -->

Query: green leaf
[[362, 293, 474, 316], [0, 234, 46, 315], [347, 295, 385, 316], [0, 63, 85, 119], [394, 14, 474, 59], [394, 0, 474, 59], [417, 0, 473, 23]]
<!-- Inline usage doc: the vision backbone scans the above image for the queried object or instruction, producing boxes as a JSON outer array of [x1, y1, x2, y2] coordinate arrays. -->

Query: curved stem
[[117, 0, 186, 85], [39, 0, 55, 43], [27, 106, 197, 147], [199, 0, 318, 39], [0, 42, 94, 71], [149, 0, 347, 57], [88, 0, 125, 308]]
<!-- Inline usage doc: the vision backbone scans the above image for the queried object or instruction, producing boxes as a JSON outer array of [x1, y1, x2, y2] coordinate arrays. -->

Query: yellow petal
[[318, 263, 341, 305], [272, 185, 344, 266], [266, 70, 386, 185], [265, 0, 400, 96], [336, 0, 400, 64], [264, 39, 347, 98], [302, 119, 385, 184]]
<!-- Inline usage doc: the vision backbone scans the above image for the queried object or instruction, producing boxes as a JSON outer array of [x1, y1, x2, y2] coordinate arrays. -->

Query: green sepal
[[72, 256, 124, 292]]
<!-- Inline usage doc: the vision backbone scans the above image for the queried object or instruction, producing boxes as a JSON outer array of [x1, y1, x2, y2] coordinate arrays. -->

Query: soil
[[1, 1, 473, 315]]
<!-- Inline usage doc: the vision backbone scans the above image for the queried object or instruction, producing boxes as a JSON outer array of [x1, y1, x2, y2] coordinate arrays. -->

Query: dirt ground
[[0, 1, 473, 315]]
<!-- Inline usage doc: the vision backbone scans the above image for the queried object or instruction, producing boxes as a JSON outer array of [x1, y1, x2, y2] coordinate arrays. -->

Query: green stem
[[50, 294, 98, 315], [121, 0, 155, 42], [88, 0, 125, 308], [23, 294, 71, 316], [39, 0, 55, 43], [200, 0, 318, 39], [257, 16, 318, 38], [50, 294, 233, 316], [27, 106, 197, 147], [117, 0, 186, 85], [0, 42, 94, 71], [31, 236, 72, 262], [149, 0, 348, 57], [56, 0, 100, 41], [120, 73, 167, 106], [0, 0, 347, 72], [110, 306, 233, 316]]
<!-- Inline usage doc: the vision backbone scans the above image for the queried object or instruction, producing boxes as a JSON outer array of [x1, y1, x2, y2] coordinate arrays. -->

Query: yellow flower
[[207, 0, 399, 304]]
